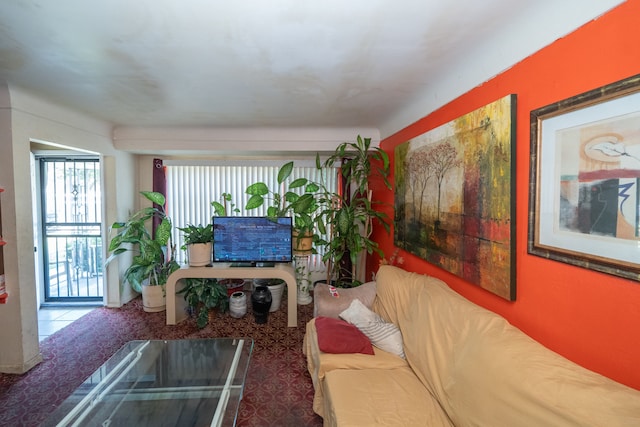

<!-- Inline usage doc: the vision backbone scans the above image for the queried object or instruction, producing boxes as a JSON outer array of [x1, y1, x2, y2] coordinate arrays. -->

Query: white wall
[[0, 85, 135, 373], [0, 85, 41, 373], [379, 0, 625, 137], [114, 126, 381, 156]]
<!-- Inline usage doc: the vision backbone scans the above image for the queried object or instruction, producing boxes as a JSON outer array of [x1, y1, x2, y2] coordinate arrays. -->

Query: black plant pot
[[251, 285, 272, 324]]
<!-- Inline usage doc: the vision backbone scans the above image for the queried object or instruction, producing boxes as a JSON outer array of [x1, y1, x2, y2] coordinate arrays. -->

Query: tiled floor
[[38, 306, 96, 342]]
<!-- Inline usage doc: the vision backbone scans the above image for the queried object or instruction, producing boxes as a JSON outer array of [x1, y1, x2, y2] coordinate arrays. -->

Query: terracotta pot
[[220, 278, 246, 297], [292, 230, 313, 255]]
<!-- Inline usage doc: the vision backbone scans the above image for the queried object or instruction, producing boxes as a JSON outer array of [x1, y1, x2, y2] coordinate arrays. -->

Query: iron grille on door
[[40, 158, 103, 302]]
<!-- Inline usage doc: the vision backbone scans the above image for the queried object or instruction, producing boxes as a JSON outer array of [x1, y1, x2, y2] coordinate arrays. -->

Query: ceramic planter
[[291, 230, 313, 255], [292, 230, 313, 255], [251, 286, 272, 323], [187, 242, 212, 267], [141, 283, 166, 313], [253, 278, 285, 312], [294, 256, 312, 305], [229, 291, 247, 318]]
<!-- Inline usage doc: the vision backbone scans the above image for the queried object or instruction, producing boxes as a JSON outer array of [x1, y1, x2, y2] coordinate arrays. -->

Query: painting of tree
[[394, 95, 516, 300]]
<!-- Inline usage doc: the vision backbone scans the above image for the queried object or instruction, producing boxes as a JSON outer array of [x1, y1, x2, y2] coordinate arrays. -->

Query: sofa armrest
[[313, 281, 377, 318]]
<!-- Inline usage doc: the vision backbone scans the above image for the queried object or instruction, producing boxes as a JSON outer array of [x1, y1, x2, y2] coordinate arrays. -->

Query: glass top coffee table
[[43, 338, 253, 427]]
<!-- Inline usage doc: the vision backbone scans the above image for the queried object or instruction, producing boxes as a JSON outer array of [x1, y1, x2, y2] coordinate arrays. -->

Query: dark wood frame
[[528, 74, 640, 281]]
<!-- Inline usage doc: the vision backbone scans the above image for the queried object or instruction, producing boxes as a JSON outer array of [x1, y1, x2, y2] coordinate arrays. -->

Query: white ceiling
[[0, 0, 624, 143]]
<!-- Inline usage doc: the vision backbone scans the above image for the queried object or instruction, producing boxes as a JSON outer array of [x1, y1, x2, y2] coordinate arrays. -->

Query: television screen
[[212, 216, 292, 265]]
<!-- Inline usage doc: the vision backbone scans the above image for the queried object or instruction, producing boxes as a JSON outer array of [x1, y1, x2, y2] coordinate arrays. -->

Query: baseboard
[[0, 352, 43, 374]]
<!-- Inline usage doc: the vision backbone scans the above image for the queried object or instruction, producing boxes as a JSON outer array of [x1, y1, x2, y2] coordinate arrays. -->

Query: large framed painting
[[394, 95, 516, 300], [528, 74, 640, 281]]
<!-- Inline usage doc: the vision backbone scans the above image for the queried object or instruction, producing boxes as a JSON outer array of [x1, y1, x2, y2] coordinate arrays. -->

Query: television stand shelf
[[166, 264, 298, 327]]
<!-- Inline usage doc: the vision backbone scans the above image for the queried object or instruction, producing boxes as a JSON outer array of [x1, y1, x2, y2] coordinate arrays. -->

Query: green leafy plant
[[315, 135, 391, 287], [211, 192, 240, 216], [245, 161, 321, 237], [179, 223, 213, 246], [106, 191, 180, 292], [178, 278, 229, 328]]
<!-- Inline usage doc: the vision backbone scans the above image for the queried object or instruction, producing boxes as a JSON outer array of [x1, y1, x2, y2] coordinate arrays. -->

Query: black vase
[[251, 285, 272, 324]]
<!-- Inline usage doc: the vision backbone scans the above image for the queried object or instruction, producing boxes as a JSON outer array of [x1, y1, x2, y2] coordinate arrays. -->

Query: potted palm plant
[[315, 135, 391, 288], [245, 161, 321, 254], [179, 223, 213, 266], [106, 191, 180, 312]]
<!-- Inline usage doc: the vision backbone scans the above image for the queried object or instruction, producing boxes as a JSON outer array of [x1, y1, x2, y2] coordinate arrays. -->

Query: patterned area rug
[[0, 292, 323, 427]]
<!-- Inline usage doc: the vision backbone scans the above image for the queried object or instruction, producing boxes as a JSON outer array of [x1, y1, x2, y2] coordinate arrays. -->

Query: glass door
[[39, 157, 103, 302]]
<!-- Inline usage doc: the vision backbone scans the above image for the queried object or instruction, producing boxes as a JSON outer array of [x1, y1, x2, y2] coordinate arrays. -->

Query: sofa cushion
[[323, 367, 454, 427], [315, 316, 374, 355], [303, 317, 409, 417], [313, 281, 377, 318], [339, 298, 405, 358]]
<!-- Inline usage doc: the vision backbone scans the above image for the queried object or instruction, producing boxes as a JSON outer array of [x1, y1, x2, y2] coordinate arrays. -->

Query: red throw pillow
[[315, 316, 374, 355]]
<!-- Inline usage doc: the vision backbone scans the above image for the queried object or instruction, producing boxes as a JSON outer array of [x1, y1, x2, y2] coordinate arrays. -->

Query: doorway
[[38, 157, 103, 303]]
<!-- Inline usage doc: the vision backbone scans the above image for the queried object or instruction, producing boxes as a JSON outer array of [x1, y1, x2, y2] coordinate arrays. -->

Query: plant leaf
[[284, 191, 299, 204], [305, 182, 319, 192], [211, 201, 225, 216], [141, 191, 165, 206], [245, 194, 265, 209], [277, 161, 294, 184], [288, 177, 307, 189], [292, 194, 314, 213], [246, 182, 269, 196], [336, 208, 351, 235], [155, 219, 172, 246]]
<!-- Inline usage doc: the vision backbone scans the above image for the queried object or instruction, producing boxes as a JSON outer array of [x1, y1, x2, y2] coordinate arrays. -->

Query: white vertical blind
[[165, 163, 336, 270]]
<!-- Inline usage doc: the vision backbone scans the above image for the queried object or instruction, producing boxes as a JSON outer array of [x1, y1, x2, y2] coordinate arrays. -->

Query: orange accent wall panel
[[374, 0, 640, 390]]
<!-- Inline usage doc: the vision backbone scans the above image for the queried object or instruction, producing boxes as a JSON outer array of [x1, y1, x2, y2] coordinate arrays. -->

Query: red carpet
[[0, 293, 323, 426]]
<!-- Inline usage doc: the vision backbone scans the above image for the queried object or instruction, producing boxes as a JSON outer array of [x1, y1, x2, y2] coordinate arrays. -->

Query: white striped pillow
[[339, 298, 405, 359]]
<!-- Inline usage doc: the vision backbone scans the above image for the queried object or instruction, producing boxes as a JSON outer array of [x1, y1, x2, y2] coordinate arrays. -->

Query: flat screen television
[[212, 216, 292, 266]]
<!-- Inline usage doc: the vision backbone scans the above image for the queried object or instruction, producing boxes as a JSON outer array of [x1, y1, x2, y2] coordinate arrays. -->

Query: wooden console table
[[166, 264, 298, 327]]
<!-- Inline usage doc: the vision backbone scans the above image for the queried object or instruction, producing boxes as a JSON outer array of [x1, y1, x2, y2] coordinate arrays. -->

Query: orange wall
[[371, 0, 640, 390]]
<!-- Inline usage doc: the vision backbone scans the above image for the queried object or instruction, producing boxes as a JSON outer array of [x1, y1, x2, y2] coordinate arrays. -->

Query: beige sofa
[[303, 265, 640, 426]]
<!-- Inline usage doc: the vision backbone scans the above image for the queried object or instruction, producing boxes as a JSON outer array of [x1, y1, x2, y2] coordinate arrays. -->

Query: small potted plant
[[179, 223, 213, 266], [245, 161, 321, 254], [220, 278, 246, 296], [178, 277, 229, 328]]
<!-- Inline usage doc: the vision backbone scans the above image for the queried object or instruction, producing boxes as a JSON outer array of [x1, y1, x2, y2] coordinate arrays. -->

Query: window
[[165, 161, 337, 271]]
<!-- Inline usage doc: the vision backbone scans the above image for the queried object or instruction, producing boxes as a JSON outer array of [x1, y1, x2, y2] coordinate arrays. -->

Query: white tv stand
[[166, 263, 298, 327]]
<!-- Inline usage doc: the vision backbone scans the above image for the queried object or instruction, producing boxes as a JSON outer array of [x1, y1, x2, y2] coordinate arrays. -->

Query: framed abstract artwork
[[528, 74, 640, 281], [394, 95, 516, 300]]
